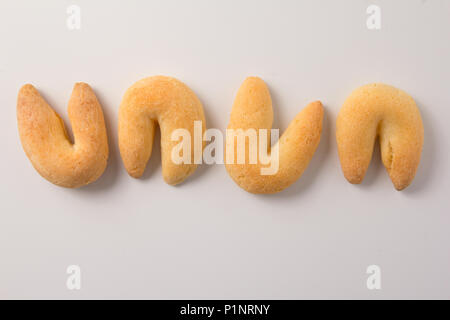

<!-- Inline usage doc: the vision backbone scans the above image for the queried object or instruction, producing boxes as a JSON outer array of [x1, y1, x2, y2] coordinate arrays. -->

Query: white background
[[0, 0, 449, 299]]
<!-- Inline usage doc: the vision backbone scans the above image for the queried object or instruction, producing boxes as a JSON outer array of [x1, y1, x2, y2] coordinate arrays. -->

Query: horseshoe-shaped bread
[[336, 83, 424, 190], [17, 83, 109, 188], [118, 76, 206, 185], [225, 77, 323, 194]]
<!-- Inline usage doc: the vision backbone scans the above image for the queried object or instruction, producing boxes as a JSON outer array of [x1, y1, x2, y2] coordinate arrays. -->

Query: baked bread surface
[[118, 76, 206, 185], [336, 83, 424, 190], [225, 77, 323, 194], [17, 83, 109, 188]]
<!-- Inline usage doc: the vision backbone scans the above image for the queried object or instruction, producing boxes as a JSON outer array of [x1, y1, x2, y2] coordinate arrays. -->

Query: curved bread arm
[[118, 76, 206, 185], [17, 83, 109, 188], [225, 77, 323, 194], [336, 83, 424, 190]]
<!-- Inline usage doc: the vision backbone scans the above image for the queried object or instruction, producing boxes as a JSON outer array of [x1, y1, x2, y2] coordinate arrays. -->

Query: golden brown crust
[[225, 77, 324, 194], [336, 83, 424, 190], [118, 76, 206, 185], [17, 83, 109, 188]]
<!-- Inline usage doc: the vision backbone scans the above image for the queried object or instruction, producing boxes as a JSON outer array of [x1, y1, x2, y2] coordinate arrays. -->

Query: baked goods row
[[17, 76, 424, 193]]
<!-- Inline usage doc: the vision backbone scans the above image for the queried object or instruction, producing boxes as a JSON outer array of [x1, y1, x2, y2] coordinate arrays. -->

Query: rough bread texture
[[118, 76, 206, 185], [336, 83, 424, 190], [225, 77, 323, 194], [17, 83, 109, 188]]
